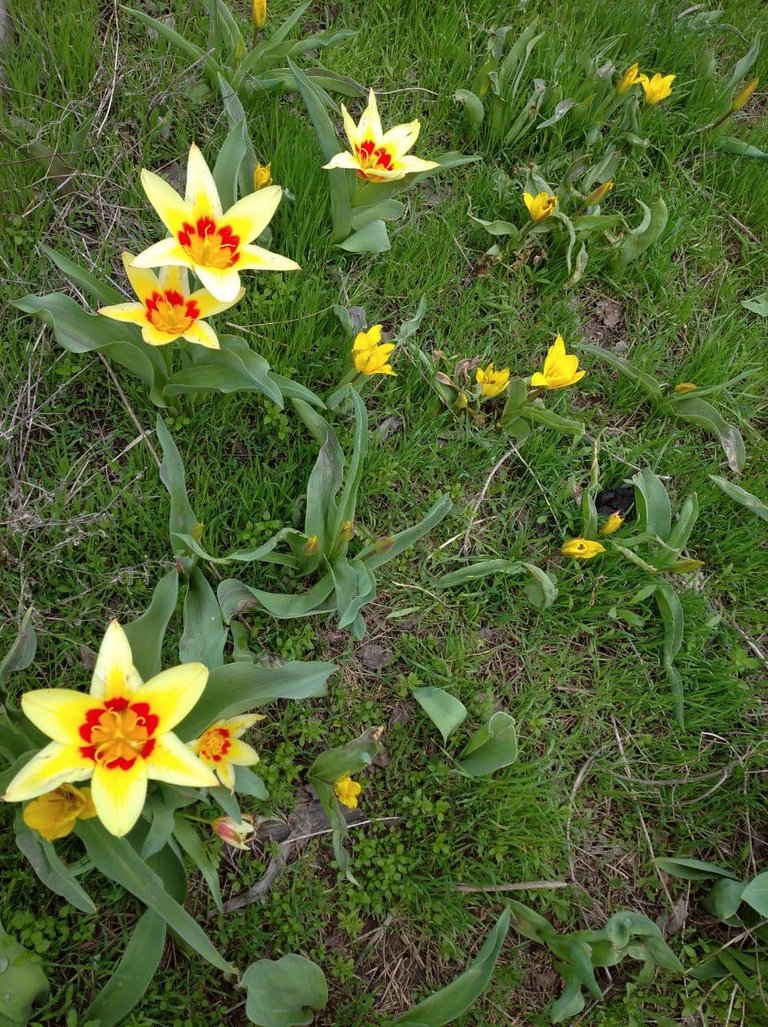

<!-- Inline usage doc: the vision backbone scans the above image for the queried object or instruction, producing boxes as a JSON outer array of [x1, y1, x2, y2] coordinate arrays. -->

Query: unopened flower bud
[[212, 815, 255, 850], [339, 520, 355, 542], [303, 534, 319, 557], [252, 0, 266, 29], [585, 180, 614, 204], [253, 162, 272, 191]]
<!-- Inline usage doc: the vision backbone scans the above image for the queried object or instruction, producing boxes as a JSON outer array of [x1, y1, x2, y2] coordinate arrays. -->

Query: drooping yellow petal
[[225, 185, 283, 245], [146, 733, 218, 788], [140, 169, 189, 237], [3, 743, 93, 802], [97, 303, 148, 327], [216, 759, 236, 792], [235, 244, 301, 273], [182, 321, 220, 350], [189, 287, 245, 319], [20, 690, 95, 747], [133, 663, 208, 735], [22, 783, 95, 841], [91, 620, 143, 699], [91, 758, 148, 838], [132, 237, 193, 271], [185, 143, 223, 220]]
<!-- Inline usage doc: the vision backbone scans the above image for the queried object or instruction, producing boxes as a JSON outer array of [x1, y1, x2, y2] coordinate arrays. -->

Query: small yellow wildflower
[[476, 363, 510, 398], [561, 538, 606, 560], [530, 335, 586, 390], [674, 382, 697, 394], [352, 325, 396, 376], [601, 512, 624, 536], [334, 773, 362, 810], [252, 0, 266, 28], [22, 783, 97, 842], [616, 63, 640, 95], [638, 73, 675, 105], [523, 191, 557, 222], [253, 162, 272, 190]]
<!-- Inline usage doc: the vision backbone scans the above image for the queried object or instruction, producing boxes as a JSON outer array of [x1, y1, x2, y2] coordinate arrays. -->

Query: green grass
[[2, 0, 768, 1023]]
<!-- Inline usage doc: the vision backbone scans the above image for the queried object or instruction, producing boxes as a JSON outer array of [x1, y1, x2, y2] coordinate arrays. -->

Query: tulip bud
[[455, 389, 469, 411], [732, 78, 758, 112], [252, 0, 266, 29], [339, 520, 355, 542], [585, 180, 614, 205], [674, 382, 696, 394], [253, 162, 272, 191], [601, 511, 624, 536], [212, 815, 254, 850], [303, 534, 319, 557], [373, 536, 394, 554], [673, 558, 705, 573], [192, 521, 205, 542]]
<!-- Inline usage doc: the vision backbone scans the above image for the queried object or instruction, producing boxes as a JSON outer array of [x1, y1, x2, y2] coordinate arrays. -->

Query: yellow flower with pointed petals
[[616, 62, 640, 95], [352, 324, 396, 376], [188, 715, 264, 792], [3, 621, 217, 838], [674, 382, 696, 394], [334, 773, 362, 810], [253, 162, 272, 190], [476, 363, 510, 398], [323, 90, 439, 183], [133, 143, 300, 304], [22, 783, 97, 842], [637, 73, 675, 105], [561, 538, 606, 560], [732, 78, 759, 112], [601, 512, 624, 536], [99, 253, 241, 349], [530, 335, 586, 390], [523, 191, 557, 222]]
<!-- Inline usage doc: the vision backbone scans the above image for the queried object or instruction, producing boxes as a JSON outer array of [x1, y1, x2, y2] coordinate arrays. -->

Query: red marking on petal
[[197, 217, 217, 237], [130, 703, 158, 738], [80, 745, 96, 761], [105, 697, 129, 712], [105, 754, 137, 771], [140, 738, 156, 760], [164, 290, 184, 307], [185, 300, 200, 320]]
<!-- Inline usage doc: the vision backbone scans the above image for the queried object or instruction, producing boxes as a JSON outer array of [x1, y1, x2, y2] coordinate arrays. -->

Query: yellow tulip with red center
[[99, 253, 242, 349], [2, 621, 217, 838], [188, 714, 263, 792], [132, 143, 300, 303], [323, 89, 439, 183]]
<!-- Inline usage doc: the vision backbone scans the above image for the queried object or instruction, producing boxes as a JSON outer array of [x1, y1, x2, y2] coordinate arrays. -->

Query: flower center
[[355, 139, 395, 179], [177, 216, 241, 269], [79, 698, 158, 770], [145, 289, 200, 335], [199, 727, 231, 764]]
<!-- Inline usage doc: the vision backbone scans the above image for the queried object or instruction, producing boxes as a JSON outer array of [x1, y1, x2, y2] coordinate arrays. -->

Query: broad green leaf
[[550, 974, 586, 1022], [391, 908, 510, 1025], [173, 816, 223, 912], [655, 856, 739, 881], [632, 468, 672, 540], [41, 244, 123, 304], [709, 476, 768, 521], [612, 197, 668, 268], [457, 712, 518, 777], [713, 136, 768, 159], [358, 495, 453, 571], [308, 725, 382, 784], [243, 954, 329, 1027], [216, 573, 336, 622], [468, 213, 519, 238], [454, 88, 485, 138], [234, 764, 269, 799], [522, 563, 558, 609], [672, 397, 746, 472], [0, 608, 36, 692], [523, 405, 585, 435], [412, 686, 467, 743], [180, 567, 227, 670], [122, 6, 223, 87], [507, 900, 557, 943], [741, 871, 768, 916], [123, 569, 179, 681], [724, 35, 762, 92], [336, 388, 369, 532], [338, 218, 392, 254], [155, 416, 199, 550], [705, 878, 746, 920], [350, 199, 404, 230], [82, 910, 166, 1026], [164, 337, 284, 406], [742, 290, 768, 316], [213, 116, 249, 210], [0, 920, 49, 1023], [77, 820, 233, 973], [666, 494, 699, 553], [395, 296, 428, 343], [178, 659, 334, 739], [14, 812, 96, 914], [433, 560, 523, 588]]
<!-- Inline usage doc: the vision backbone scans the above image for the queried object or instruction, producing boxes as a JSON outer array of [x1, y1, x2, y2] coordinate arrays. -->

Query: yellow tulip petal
[[194, 264, 243, 303], [358, 89, 383, 142], [322, 151, 363, 172], [182, 321, 220, 350], [185, 143, 223, 220], [146, 733, 218, 788], [23, 793, 80, 842], [91, 759, 148, 837], [381, 119, 421, 155], [91, 620, 142, 699], [158, 264, 190, 294], [530, 372, 548, 387], [121, 252, 160, 305], [227, 714, 266, 736], [79, 787, 98, 819], [341, 104, 360, 150], [236, 243, 301, 273], [132, 237, 192, 271], [3, 743, 93, 802], [140, 169, 189, 237], [142, 323, 177, 347], [395, 154, 439, 174], [226, 739, 260, 766], [134, 663, 208, 735], [98, 303, 147, 326], [226, 185, 282, 245], [21, 690, 96, 746], [353, 325, 383, 353], [189, 287, 244, 319], [216, 759, 236, 792]]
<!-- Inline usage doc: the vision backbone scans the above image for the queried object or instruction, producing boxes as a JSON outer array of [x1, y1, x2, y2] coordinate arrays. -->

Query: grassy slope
[[1, 0, 767, 1023]]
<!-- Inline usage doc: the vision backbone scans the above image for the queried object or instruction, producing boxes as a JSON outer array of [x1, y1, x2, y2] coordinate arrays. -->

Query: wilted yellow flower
[[616, 62, 640, 95], [523, 191, 557, 222], [303, 535, 319, 557], [339, 520, 355, 542], [476, 363, 510, 398], [212, 814, 255, 850], [253, 162, 272, 190], [334, 773, 362, 809], [455, 389, 469, 410], [561, 538, 606, 560], [674, 558, 705, 573], [22, 783, 97, 842], [585, 180, 614, 204], [638, 73, 675, 105], [530, 335, 586, 390], [252, 0, 266, 28], [732, 78, 759, 112], [352, 325, 396, 376], [601, 512, 624, 536], [674, 382, 697, 394]]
